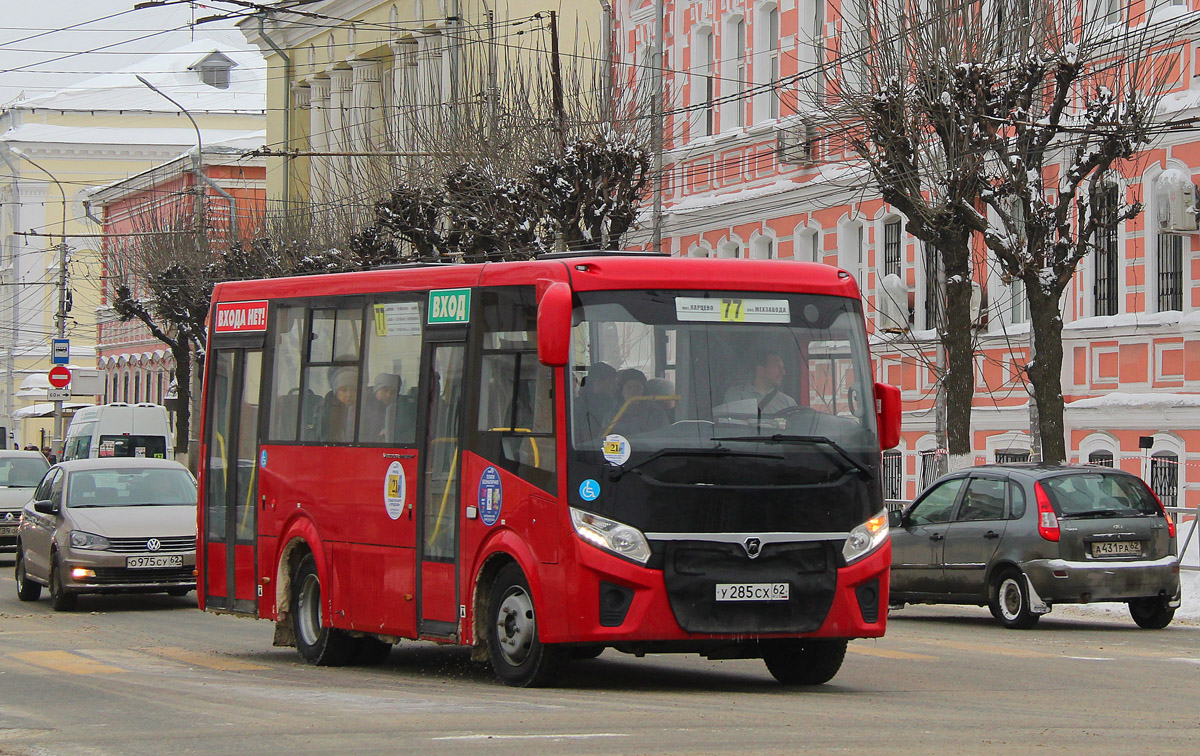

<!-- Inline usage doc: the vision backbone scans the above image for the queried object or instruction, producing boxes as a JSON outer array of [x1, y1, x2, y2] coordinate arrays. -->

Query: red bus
[[198, 254, 901, 687]]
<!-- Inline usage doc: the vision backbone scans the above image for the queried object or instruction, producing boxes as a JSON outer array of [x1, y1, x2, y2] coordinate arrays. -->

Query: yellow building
[[239, 0, 610, 209], [0, 40, 266, 451]]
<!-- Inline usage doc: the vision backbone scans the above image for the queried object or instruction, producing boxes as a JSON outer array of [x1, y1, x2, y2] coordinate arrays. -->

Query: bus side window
[[357, 298, 423, 445], [267, 306, 305, 441], [473, 288, 556, 493], [299, 306, 363, 444]]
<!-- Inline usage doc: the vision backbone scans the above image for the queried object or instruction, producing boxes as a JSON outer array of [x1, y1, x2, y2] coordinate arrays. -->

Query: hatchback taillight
[[1034, 482, 1059, 542], [1143, 482, 1176, 539]]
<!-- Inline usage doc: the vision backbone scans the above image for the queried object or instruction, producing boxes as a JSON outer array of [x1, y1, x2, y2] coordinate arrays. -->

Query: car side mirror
[[888, 509, 902, 528], [33, 500, 58, 516]]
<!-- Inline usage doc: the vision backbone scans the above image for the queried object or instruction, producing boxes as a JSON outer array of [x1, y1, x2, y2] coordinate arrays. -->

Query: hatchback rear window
[[1040, 473, 1159, 517]]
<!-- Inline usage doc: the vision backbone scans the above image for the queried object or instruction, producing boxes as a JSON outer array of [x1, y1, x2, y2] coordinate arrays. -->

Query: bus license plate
[[127, 555, 183, 569], [715, 583, 789, 602], [1091, 541, 1142, 557]]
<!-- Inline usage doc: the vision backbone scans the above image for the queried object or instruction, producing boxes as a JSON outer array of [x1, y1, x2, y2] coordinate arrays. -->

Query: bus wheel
[[487, 563, 566, 687], [292, 554, 355, 666], [762, 639, 847, 685]]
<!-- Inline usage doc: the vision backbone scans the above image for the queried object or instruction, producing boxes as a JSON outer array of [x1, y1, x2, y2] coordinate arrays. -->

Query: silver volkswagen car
[[0, 450, 50, 553], [889, 464, 1180, 629], [15, 458, 198, 611]]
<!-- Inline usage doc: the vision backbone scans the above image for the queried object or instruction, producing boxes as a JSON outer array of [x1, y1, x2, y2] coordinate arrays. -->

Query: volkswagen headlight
[[842, 509, 888, 564], [69, 531, 110, 550], [570, 508, 651, 564]]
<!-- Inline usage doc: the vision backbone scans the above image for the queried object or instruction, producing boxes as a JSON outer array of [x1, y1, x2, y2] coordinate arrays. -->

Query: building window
[[1093, 184, 1120, 316], [735, 19, 747, 127], [698, 30, 715, 136], [924, 243, 942, 329], [1150, 452, 1178, 508], [1157, 233, 1183, 312], [883, 219, 901, 278], [995, 449, 1031, 463], [919, 449, 941, 491], [882, 449, 903, 501], [1088, 450, 1114, 467], [767, 8, 780, 120]]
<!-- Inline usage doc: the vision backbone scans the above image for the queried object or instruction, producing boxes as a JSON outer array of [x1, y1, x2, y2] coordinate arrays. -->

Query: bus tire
[[486, 563, 566, 687], [762, 639, 847, 685], [291, 554, 355, 666]]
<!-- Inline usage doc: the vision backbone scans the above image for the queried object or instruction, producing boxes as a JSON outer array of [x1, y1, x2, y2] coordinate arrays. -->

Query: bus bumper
[[552, 539, 889, 644]]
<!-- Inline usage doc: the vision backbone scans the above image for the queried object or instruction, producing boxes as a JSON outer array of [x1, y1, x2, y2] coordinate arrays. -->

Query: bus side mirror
[[875, 382, 901, 450], [537, 281, 572, 367]]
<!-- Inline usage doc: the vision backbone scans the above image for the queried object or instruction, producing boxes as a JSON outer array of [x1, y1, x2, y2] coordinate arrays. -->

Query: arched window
[[123, 372, 130, 403], [134, 372, 141, 404], [882, 449, 903, 501], [1088, 450, 1114, 467], [693, 28, 715, 137], [749, 234, 774, 259], [717, 238, 741, 258], [839, 220, 865, 290], [1092, 182, 1121, 316], [1150, 452, 1179, 508], [995, 448, 1031, 463], [796, 226, 820, 262]]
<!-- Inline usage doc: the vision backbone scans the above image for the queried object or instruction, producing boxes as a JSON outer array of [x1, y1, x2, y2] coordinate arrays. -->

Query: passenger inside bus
[[321, 367, 359, 443], [362, 373, 416, 444], [573, 362, 619, 439]]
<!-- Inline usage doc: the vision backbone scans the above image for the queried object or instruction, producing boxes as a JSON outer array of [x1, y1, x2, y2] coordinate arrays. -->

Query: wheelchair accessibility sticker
[[579, 479, 600, 502]]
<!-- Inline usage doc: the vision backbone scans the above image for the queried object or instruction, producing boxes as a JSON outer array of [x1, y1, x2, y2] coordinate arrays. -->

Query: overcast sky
[[0, 1, 251, 106]]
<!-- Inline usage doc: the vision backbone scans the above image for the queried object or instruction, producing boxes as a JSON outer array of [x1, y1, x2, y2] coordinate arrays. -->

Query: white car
[[15, 458, 197, 611], [0, 450, 50, 553]]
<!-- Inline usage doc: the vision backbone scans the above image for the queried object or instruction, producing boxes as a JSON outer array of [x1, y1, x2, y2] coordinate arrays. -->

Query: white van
[[61, 403, 174, 461]]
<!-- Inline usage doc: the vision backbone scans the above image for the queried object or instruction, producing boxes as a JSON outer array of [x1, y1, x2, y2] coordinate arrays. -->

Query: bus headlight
[[842, 509, 888, 565], [570, 508, 651, 564]]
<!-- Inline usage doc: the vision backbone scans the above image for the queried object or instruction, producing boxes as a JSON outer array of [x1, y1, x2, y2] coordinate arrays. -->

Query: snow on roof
[[1, 123, 264, 150], [1067, 392, 1200, 410], [3, 39, 264, 114]]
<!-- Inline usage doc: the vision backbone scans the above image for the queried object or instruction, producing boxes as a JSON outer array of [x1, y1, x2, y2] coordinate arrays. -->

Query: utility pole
[[650, 0, 664, 253], [11, 148, 68, 453]]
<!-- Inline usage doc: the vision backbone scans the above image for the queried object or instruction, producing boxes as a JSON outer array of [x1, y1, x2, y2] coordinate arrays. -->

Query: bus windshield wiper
[[711, 434, 871, 479], [608, 447, 782, 481]]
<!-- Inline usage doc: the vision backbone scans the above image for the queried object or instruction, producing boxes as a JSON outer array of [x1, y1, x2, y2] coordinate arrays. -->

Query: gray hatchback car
[[889, 464, 1180, 629], [14, 458, 198, 611]]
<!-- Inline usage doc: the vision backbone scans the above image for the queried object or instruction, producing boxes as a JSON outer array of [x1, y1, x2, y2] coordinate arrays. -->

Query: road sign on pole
[[48, 365, 71, 389], [47, 387, 70, 401], [52, 338, 69, 364]]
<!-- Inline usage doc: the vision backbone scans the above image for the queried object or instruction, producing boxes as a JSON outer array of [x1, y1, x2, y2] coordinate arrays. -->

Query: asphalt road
[[1, 558, 1197, 756]]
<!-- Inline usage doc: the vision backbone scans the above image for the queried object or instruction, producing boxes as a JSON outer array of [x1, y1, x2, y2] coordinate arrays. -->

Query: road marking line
[[848, 646, 937, 661], [920, 639, 1058, 659], [1065, 656, 1115, 661], [146, 646, 270, 671], [11, 650, 124, 675], [432, 734, 628, 741]]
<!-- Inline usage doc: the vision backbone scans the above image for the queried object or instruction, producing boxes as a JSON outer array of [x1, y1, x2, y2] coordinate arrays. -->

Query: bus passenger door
[[203, 347, 262, 615], [417, 340, 465, 636]]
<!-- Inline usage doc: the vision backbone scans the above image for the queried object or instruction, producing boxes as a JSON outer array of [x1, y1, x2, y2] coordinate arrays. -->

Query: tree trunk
[[172, 344, 191, 460], [941, 235, 976, 470], [1027, 285, 1066, 463]]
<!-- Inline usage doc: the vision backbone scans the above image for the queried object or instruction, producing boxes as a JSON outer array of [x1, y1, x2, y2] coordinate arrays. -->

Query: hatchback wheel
[[989, 569, 1038, 629], [1129, 597, 1175, 630], [15, 550, 41, 602], [49, 557, 78, 612]]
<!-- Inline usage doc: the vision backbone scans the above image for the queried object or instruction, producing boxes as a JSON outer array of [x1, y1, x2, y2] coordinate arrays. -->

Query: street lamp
[[9, 147, 70, 451]]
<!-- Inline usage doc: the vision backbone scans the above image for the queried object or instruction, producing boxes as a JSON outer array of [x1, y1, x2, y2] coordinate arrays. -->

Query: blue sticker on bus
[[260, 450, 268, 469], [478, 466, 503, 526], [579, 479, 600, 501]]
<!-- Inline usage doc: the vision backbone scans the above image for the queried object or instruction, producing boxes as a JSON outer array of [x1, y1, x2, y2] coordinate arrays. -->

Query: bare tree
[[967, 0, 1178, 463]]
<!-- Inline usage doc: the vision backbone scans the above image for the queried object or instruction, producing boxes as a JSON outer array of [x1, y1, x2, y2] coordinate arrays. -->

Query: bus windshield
[[569, 290, 878, 457]]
